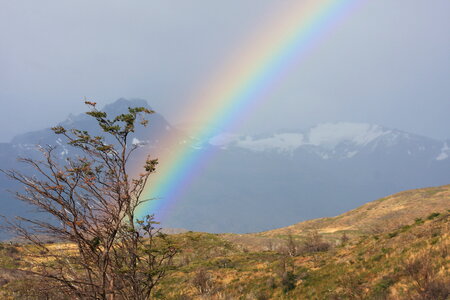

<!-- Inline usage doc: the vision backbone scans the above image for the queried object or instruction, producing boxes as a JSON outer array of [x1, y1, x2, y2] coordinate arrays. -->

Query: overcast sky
[[1, 0, 449, 142]]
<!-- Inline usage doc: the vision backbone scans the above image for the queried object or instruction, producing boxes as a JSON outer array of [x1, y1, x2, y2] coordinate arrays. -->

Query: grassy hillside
[[151, 210, 449, 299], [220, 185, 450, 253], [0, 185, 449, 299], [262, 184, 450, 238]]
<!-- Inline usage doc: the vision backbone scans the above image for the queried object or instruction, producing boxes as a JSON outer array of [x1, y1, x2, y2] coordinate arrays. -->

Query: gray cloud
[[1, 0, 449, 142]]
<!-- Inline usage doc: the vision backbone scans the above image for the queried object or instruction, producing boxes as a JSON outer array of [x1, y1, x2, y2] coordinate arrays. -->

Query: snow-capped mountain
[[209, 122, 446, 161], [11, 99, 177, 146], [436, 142, 450, 161], [167, 123, 450, 233], [1, 99, 449, 235]]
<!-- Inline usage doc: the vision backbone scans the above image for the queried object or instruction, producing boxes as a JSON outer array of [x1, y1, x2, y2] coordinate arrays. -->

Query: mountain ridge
[[208, 122, 447, 162], [1, 98, 450, 234]]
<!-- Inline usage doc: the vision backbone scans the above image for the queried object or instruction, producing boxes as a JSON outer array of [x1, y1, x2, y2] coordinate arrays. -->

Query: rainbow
[[136, 0, 363, 220]]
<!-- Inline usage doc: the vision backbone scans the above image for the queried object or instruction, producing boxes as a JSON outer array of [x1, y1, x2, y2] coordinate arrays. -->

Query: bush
[[427, 212, 441, 220], [300, 231, 331, 253], [192, 269, 214, 295], [281, 271, 297, 292], [371, 275, 396, 297], [387, 231, 398, 238], [255, 291, 270, 300], [404, 251, 450, 299], [340, 233, 350, 245], [214, 258, 233, 268], [283, 233, 299, 257], [415, 218, 424, 224]]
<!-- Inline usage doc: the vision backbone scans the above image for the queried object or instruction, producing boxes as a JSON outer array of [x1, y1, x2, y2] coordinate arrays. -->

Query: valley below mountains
[[1, 183, 449, 299]]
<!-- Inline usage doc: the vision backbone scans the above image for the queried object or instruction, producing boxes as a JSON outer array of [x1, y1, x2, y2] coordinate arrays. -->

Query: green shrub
[[371, 254, 383, 262], [381, 248, 392, 254], [372, 275, 395, 297], [214, 258, 234, 268], [281, 271, 297, 292], [427, 212, 441, 220], [400, 225, 412, 232], [430, 237, 439, 245], [387, 232, 398, 238]]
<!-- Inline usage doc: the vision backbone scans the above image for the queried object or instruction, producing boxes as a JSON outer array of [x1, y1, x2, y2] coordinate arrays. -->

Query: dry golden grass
[[1, 185, 449, 299], [155, 211, 449, 299], [261, 184, 450, 238]]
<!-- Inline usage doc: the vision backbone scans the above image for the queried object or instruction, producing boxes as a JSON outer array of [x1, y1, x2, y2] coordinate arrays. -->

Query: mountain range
[[1, 98, 449, 234]]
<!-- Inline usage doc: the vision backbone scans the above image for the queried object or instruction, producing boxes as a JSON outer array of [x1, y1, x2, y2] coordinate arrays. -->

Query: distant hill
[[261, 184, 450, 239]]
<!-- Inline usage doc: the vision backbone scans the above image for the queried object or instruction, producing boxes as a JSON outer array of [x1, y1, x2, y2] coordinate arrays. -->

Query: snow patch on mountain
[[209, 133, 242, 148], [210, 133, 305, 153], [207, 122, 449, 161], [236, 133, 304, 153], [436, 143, 449, 161], [307, 123, 389, 148], [209, 123, 393, 156]]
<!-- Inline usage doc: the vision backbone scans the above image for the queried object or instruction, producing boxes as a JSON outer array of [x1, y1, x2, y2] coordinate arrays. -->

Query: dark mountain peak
[[10, 98, 169, 146], [103, 98, 152, 116], [59, 98, 153, 127]]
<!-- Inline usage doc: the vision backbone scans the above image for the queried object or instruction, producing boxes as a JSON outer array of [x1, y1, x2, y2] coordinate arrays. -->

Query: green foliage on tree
[[1, 101, 177, 300]]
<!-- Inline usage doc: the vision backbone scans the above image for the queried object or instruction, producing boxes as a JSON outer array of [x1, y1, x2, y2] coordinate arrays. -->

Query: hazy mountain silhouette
[[1, 99, 449, 236]]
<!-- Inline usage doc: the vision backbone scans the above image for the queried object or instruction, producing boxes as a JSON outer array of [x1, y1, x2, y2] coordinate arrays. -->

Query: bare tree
[[340, 232, 350, 245], [1, 101, 177, 300], [285, 231, 298, 257], [191, 268, 214, 295], [300, 230, 330, 254]]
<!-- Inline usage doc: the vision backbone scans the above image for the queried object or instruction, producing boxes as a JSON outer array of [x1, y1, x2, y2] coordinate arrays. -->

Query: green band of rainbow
[[136, 0, 364, 221]]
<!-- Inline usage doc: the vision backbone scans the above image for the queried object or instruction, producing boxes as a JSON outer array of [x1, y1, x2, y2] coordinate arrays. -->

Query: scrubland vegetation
[[0, 103, 448, 299], [0, 210, 448, 299], [154, 210, 449, 299]]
